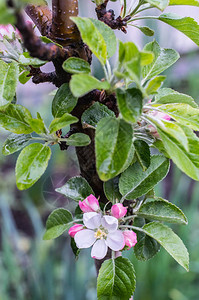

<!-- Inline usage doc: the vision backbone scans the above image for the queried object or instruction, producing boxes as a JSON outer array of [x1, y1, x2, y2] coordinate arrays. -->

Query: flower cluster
[[69, 195, 137, 259]]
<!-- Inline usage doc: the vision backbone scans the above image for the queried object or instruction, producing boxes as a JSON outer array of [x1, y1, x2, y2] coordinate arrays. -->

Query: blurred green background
[[1, 2, 199, 300]]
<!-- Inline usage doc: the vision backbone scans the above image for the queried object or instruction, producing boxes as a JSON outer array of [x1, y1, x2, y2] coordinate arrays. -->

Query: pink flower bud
[[79, 194, 100, 213], [68, 224, 84, 238], [147, 109, 171, 139], [123, 230, 137, 249], [111, 203, 127, 219]]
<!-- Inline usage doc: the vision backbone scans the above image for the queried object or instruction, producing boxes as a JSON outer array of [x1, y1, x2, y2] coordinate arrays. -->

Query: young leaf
[[154, 87, 198, 108], [153, 103, 199, 131], [0, 60, 19, 106], [134, 140, 151, 171], [159, 13, 199, 47], [119, 155, 170, 200], [49, 113, 78, 134], [97, 257, 136, 300], [52, 83, 78, 118], [62, 57, 91, 74], [18, 52, 46, 66], [136, 26, 154, 36], [81, 102, 115, 128], [103, 176, 122, 203], [43, 208, 73, 240], [142, 40, 179, 80], [0, 104, 33, 134], [140, 51, 154, 66], [134, 217, 160, 261], [146, 75, 166, 95], [119, 41, 140, 64], [145, 0, 169, 10], [19, 70, 31, 84], [66, 133, 91, 146], [28, 118, 47, 134], [89, 18, 117, 59], [95, 117, 134, 181], [155, 124, 199, 180], [147, 117, 189, 151], [169, 0, 199, 5], [70, 74, 110, 98], [55, 176, 94, 202], [143, 222, 189, 271], [16, 143, 51, 190], [71, 17, 107, 64], [116, 88, 143, 124], [71, 237, 80, 259], [2, 133, 32, 156], [137, 200, 188, 224]]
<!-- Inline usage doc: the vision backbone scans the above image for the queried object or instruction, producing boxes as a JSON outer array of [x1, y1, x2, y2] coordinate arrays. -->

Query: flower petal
[[101, 215, 118, 232], [106, 230, 125, 251], [91, 239, 108, 260], [83, 212, 101, 229], [74, 229, 96, 248]]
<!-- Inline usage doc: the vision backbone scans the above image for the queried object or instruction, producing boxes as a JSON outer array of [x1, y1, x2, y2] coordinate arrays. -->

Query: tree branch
[[25, 4, 52, 36], [50, 0, 81, 45], [96, 0, 130, 33]]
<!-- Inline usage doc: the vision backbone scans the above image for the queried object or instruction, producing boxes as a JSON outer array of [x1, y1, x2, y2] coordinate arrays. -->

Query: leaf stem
[[119, 224, 145, 233], [128, 16, 158, 22]]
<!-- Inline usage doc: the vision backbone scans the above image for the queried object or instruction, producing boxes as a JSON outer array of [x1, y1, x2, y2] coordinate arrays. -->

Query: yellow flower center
[[94, 228, 107, 240]]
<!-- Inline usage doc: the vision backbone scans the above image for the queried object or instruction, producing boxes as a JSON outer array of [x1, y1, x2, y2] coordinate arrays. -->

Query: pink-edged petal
[[101, 215, 118, 233], [74, 229, 96, 248], [91, 239, 108, 260], [106, 230, 125, 251], [79, 200, 91, 213], [86, 194, 100, 211], [83, 212, 101, 229]]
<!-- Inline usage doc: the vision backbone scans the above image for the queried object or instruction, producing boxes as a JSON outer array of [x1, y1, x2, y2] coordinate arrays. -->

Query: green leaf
[[154, 124, 199, 180], [116, 88, 143, 124], [70, 74, 110, 98], [146, 75, 166, 95], [154, 87, 198, 108], [169, 0, 199, 5], [134, 217, 160, 261], [89, 18, 117, 59], [136, 26, 155, 36], [81, 102, 115, 128], [0, 104, 33, 134], [159, 13, 199, 47], [119, 41, 140, 64], [97, 257, 136, 300], [134, 140, 151, 171], [71, 17, 107, 64], [145, 0, 169, 10], [103, 176, 122, 203], [2, 133, 32, 156], [143, 222, 189, 271], [119, 155, 170, 200], [66, 133, 91, 146], [19, 52, 46, 66], [49, 113, 78, 134], [142, 40, 179, 80], [40, 36, 63, 48], [70, 237, 80, 259], [137, 200, 188, 224], [147, 117, 189, 151], [55, 176, 94, 201], [52, 83, 78, 118], [16, 143, 51, 190], [0, 5, 15, 24], [28, 118, 47, 134], [0, 60, 19, 106], [43, 208, 73, 240], [140, 51, 155, 66], [95, 117, 134, 181], [62, 57, 91, 74], [19, 70, 31, 84], [154, 103, 199, 131]]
